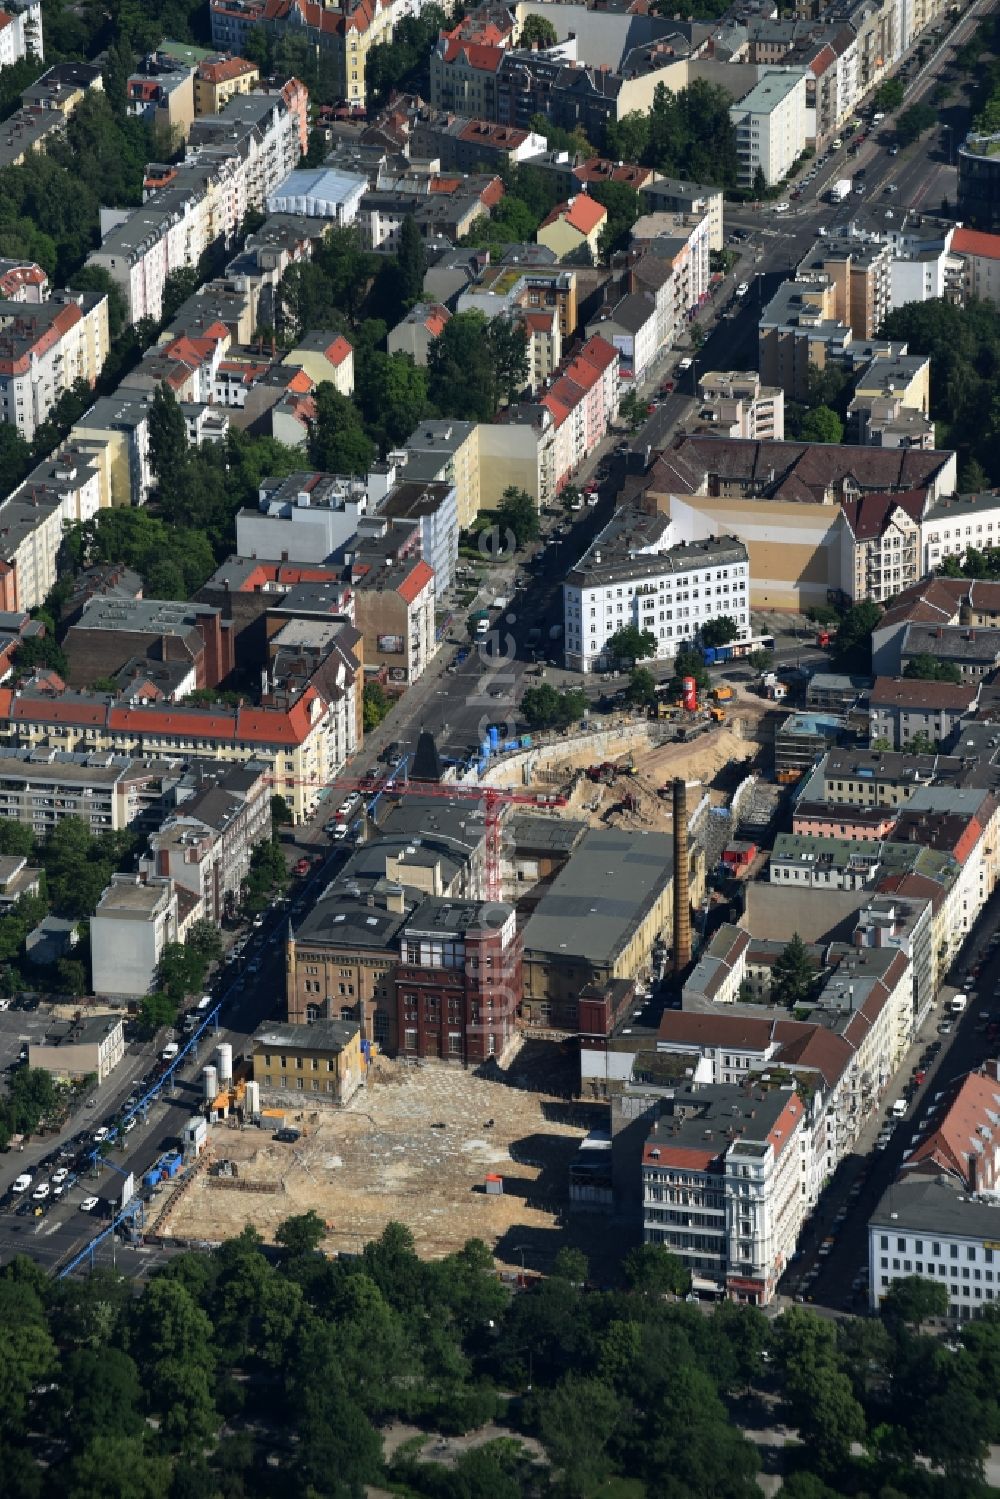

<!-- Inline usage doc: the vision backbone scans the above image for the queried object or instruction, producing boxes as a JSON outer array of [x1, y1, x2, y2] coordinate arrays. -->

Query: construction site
[[496, 679, 779, 841], [142, 681, 785, 1270], [146, 1047, 609, 1272]]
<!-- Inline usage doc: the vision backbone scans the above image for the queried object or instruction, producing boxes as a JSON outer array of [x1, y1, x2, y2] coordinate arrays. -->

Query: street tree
[[896, 103, 937, 143], [881, 1275, 949, 1330], [626, 666, 657, 708], [496, 486, 539, 549], [618, 389, 648, 431], [606, 625, 657, 663], [669, 646, 710, 696], [876, 78, 905, 111], [748, 649, 773, 673], [622, 1242, 691, 1296], [551, 1247, 589, 1284], [701, 615, 740, 648], [833, 600, 882, 673]]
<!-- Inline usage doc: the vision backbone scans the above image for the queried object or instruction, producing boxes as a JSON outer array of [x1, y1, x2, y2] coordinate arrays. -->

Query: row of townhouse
[[87, 80, 306, 325], [784, 746, 1000, 974], [0, 675, 353, 825], [210, 0, 407, 111], [0, 288, 109, 442], [638, 917, 920, 1301], [90, 759, 275, 999]]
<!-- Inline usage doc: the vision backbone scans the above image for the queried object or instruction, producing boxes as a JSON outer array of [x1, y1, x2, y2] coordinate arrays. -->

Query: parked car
[[79, 1196, 99, 1213]]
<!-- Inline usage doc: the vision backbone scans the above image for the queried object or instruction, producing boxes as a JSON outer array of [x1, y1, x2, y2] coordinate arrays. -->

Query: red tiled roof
[[953, 226, 1000, 261], [577, 334, 619, 374], [456, 119, 528, 148], [422, 305, 450, 337], [905, 1069, 1000, 1188], [643, 1142, 720, 1171], [541, 392, 571, 427], [771, 1021, 854, 1090], [325, 334, 352, 366], [199, 56, 257, 84], [0, 683, 327, 748], [0, 263, 46, 298], [396, 559, 433, 604], [441, 39, 505, 69], [539, 195, 607, 237]]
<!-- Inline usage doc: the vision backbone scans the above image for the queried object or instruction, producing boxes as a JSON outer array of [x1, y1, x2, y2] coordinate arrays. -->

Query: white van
[[891, 1098, 907, 1120], [950, 994, 968, 1014], [161, 1041, 180, 1062], [474, 618, 490, 639], [197, 994, 212, 1012]]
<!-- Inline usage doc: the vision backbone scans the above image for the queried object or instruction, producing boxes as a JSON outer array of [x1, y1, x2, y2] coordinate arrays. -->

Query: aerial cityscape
[[1, 0, 1000, 1492]]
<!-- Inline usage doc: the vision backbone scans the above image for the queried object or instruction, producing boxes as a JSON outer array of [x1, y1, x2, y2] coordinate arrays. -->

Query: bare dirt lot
[[157, 1048, 610, 1272]]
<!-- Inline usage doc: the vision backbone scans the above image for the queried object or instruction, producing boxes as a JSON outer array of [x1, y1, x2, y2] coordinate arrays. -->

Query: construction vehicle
[[711, 685, 733, 703], [708, 706, 726, 723], [586, 761, 616, 784]]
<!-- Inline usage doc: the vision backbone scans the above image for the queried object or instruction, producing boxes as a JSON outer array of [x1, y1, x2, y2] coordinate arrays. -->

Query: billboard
[[377, 634, 404, 654]]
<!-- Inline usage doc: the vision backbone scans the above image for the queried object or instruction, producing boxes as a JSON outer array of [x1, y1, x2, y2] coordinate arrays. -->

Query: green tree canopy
[[701, 615, 739, 648], [903, 652, 962, 684], [799, 405, 844, 444], [771, 933, 817, 1008], [307, 382, 375, 475], [427, 311, 528, 420], [495, 486, 539, 549], [519, 12, 558, 47], [832, 600, 882, 673], [606, 625, 657, 663]]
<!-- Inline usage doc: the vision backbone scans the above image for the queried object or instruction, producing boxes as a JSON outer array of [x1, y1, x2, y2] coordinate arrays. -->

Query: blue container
[[489, 726, 500, 750], [163, 1152, 183, 1179]]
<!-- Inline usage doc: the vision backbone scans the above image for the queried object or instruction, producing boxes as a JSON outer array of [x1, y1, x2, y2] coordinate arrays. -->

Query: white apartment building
[[920, 491, 1000, 573], [88, 87, 303, 323], [730, 69, 809, 188], [0, 1, 42, 67], [869, 1064, 1000, 1317], [0, 290, 109, 442], [563, 506, 750, 673], [0, 445, 104, 612], [642, 1082, 807, 1305]]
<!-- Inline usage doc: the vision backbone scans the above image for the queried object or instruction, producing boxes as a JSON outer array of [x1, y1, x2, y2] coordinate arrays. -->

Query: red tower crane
[[273, 772, 567, 902]]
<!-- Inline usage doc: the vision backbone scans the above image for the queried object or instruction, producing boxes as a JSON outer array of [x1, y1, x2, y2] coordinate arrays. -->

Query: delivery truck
[[828, 178, 851, 202]]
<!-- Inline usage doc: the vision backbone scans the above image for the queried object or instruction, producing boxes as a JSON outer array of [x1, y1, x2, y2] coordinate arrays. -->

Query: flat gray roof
[[522, 827, 673, 964], [871, 1173, 1000, 1240], [253, 1019, 360, 1054]]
